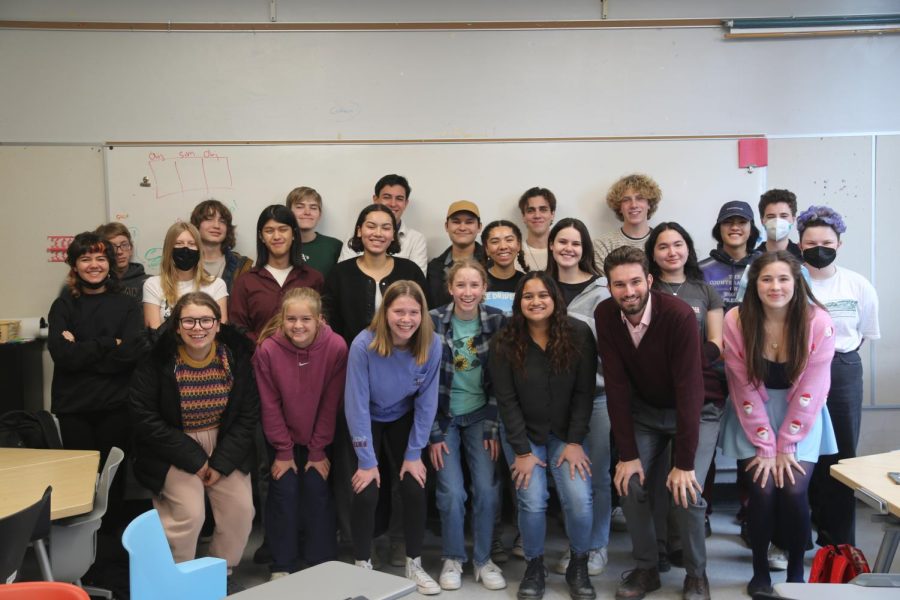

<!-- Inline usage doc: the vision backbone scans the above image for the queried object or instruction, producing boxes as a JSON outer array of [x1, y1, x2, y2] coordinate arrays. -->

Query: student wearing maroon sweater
[[595, 246, 710, 600], [230, 205, 324, 342], [253, 288, 348, 579]]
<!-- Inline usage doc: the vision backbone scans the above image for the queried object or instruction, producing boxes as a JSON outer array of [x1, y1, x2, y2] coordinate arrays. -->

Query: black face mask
[[76, 273, 109, 290], [172, 247, 201, 271], [802, 246, 837, 269]]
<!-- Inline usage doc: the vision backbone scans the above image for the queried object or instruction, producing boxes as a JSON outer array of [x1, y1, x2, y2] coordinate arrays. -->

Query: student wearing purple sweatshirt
[[253, 288, 348, 579], [345, 280, 442, 595]]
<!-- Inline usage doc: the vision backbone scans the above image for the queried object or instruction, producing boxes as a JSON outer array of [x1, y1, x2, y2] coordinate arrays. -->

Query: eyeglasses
[[110, 242, 132, 252], [178, 317, 218, 330]]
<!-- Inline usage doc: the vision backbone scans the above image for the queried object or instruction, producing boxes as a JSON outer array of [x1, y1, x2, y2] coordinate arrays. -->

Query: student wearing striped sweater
[[130, 292, 258, 584]]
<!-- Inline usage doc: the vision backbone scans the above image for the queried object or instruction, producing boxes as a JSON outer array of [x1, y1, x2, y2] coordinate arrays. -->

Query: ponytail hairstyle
[[65, 231, 119, 297], [546, 218, 600, 280], [739, 251, 825, 386], [481, 220, 530, 273], [257, 287, 323, 345], [493, 271, 577, 374], [160, 222, 213, 309], [368, 280, 434, 365]]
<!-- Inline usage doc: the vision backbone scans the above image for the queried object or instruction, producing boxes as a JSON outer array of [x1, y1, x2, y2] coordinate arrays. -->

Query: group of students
[[47, 172, 880, 600]]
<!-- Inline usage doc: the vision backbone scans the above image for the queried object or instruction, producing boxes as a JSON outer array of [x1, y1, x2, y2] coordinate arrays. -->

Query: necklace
[[662, 279, 686, 296]]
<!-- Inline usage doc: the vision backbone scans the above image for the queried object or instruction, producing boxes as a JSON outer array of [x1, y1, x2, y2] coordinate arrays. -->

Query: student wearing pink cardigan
[[718, 251, 837, 596]]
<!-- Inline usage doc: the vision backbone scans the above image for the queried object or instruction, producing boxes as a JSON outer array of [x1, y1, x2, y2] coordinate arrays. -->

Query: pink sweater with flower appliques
[[723, 305, 835, 457]]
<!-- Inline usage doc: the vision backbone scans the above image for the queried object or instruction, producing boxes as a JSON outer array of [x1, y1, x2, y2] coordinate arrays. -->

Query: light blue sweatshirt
[[345, 328, 441, 469]]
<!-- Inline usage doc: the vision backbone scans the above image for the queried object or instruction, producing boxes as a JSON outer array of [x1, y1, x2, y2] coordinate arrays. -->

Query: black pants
[[810, 350, 863, 545], [351, 411, 426, 562], [57, 406, 132, 530], [265, 444, 337, 572]]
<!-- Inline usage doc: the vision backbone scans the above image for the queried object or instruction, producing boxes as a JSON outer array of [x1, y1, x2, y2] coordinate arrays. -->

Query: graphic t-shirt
[[449, 315, 486, 416]]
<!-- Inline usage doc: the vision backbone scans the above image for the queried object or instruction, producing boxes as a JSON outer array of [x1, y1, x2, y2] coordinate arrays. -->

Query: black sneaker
[[253, 541, 272, 565], [565, 551, 596, 600], [518, 555, 546, 599], [658, 551, 671, 573], [226, 576, 246, 596]]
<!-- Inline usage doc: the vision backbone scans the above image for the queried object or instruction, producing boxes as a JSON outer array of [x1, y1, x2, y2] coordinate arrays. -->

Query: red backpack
[[809, 544, 871, 583]]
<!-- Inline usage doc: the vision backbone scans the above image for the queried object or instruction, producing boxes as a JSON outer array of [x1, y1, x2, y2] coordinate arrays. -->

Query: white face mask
[[765, 217, 793, 242]]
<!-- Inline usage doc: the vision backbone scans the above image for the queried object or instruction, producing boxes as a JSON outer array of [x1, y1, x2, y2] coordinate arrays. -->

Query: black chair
[[0, 486, 51, 584]]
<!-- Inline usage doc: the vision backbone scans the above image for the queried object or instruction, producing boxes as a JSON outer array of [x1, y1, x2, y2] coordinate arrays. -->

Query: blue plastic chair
[[121, 509, 226, 600]]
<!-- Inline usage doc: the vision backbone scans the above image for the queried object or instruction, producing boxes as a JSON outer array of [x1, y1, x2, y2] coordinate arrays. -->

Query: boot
[[565, 551, 596, 600], [517, 555, 546, 599]]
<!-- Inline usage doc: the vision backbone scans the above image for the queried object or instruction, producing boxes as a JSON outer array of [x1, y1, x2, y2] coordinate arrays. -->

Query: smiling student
[[345, 281, 442, 595], [518, 187, 557, 271], [95, 221, 148, 303], [489, 272, 597, 600], [286, 186, 343, 278], [718, 251, 837, 596], [425, 200, 485, 309], [546, 218, 612, 579], [481, 220, 528, 315], [253, 288, 348, 579], [593, 174, 663, 268], [143, 222, 228, 329], [339, 174, 428, 273], [190, 199, 253, 292], [429, 259, 507, 592], [130, 292, 258, 592], [229, 205, 324, 342], [699, 201, 761, 311]]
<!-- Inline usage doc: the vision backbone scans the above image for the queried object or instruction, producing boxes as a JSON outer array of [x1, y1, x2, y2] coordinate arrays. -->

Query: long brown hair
[[739, 251, 825, 385], [494, 271, 578, 374], [368, 280, 434, 365], [257, 287, 323, 345]]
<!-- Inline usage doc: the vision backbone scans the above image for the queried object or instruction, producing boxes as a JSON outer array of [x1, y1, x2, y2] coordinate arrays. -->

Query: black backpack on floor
[[0, 410, 63, 449]]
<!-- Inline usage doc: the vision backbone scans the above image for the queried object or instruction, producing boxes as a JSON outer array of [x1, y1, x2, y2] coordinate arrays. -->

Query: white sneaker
[[355, 559, 373, 570], [588, 547, 608, 576], [269, 571, 289, 581], [768, 544, 788, 571], [611, 506, 627, 532], [439, 559, 462, 590], [406, 556, 441, 595], [474, 560, 507, 590], [554, 548, 571, 574]]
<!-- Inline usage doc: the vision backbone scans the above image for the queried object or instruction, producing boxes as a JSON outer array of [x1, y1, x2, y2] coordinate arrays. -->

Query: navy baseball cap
[[716, 201, 754, 224]]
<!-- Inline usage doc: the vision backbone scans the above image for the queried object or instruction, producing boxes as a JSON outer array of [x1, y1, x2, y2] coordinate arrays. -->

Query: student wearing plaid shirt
[[428, 258, 509, 592]]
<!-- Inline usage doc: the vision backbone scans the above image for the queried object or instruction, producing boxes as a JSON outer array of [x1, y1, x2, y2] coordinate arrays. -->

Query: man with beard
[[594, 246, 710, 600]]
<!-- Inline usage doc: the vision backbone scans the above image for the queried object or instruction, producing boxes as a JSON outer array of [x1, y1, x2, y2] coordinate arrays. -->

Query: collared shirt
[[338, 219, 428, 274], [621, 292, 653, 348]]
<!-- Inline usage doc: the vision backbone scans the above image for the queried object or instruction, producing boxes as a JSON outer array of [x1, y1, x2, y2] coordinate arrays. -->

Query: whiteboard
[[105, 139, 764, 274]]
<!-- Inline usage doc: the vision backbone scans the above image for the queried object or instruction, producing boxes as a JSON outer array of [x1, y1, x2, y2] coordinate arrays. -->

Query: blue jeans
[[435, 416, 499, 566], [585, 395, 611, 551], [501, 431, 593, 560]]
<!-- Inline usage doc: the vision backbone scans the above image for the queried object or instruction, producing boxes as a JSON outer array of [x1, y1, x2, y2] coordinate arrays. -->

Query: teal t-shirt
[[302, 233, 343, 278], [449, 315, 487, 416]]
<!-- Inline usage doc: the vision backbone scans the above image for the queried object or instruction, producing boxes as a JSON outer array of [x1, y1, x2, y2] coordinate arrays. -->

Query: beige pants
[[153, 427, 254, 567]]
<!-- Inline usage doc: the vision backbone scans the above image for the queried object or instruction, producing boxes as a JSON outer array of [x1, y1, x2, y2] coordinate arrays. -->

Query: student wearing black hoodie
[[95, 222, 149, 303], [699, 201, 760, 311]]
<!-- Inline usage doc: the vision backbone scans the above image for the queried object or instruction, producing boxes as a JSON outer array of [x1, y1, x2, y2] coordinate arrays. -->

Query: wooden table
[[831, 450, 900, 573], [0, 448, 99, 519]]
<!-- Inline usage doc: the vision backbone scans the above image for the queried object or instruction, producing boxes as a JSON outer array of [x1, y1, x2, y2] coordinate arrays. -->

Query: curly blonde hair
[[606, 174, 662, 222]]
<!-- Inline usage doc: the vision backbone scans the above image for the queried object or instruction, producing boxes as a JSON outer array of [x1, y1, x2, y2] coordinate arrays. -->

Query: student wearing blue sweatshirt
[[345, 280, 442, 595]]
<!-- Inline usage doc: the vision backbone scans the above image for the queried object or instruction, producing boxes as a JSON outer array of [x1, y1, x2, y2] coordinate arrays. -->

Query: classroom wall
[[1, 1, 899, 143]]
